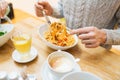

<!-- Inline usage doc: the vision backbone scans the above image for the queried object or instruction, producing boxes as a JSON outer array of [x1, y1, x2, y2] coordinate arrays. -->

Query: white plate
[[41, 61, 81, 80], [12, 47, 38, 63]]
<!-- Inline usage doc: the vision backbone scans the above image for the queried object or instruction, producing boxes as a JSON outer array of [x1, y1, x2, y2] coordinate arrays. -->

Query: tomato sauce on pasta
[[44, 22, 75, 46]]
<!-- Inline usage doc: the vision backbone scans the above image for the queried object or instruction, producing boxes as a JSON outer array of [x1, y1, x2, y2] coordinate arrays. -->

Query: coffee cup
[[47, 50, 75, 78]]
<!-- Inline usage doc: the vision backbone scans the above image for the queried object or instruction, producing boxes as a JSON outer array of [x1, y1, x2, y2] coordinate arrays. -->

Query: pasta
[[44, 22, 75, 47]]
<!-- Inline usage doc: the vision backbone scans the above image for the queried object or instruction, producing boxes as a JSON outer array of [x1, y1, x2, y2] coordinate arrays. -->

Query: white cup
[[60, 71, 102, 80], [47, 50, 75, 78]]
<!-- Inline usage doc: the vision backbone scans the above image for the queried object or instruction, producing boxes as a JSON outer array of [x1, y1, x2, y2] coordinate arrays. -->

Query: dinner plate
[[12, 47, 38, 63], [41, 61, 81, 80]]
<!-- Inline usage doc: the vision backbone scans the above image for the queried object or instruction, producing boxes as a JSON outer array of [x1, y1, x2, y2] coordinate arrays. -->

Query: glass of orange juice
[[11, 32, 32, 60]]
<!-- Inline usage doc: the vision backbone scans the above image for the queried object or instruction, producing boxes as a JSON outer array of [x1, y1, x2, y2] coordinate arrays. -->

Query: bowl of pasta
[[0, 24, 14, 47], [39, 22, 78, 50]]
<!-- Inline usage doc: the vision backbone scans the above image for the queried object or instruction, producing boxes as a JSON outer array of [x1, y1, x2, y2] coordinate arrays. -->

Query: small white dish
[[12, 47, 38, 63], [41, 61, 81, 80]]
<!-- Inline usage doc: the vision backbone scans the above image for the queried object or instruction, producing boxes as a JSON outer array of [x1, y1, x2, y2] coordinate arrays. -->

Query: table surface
[[0, 9, 120, 80]]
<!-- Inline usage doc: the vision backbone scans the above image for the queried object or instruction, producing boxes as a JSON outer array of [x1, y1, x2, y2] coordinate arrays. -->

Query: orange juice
[[12, 34, 31, 54]]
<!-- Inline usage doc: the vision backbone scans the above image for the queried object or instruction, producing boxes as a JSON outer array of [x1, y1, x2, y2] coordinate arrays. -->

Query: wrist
[[100, 29, 107, 44]]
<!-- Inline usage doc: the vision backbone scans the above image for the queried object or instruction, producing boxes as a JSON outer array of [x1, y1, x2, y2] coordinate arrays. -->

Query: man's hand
[[35, 1, 53, 17], [70, 27, 107, 48]]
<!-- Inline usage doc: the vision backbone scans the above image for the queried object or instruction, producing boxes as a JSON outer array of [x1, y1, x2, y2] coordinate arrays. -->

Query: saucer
[[41, 61, 81, 80], [12, 47, 38, 63]]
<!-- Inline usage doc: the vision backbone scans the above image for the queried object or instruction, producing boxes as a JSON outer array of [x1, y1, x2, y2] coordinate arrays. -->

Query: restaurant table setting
[[0, 9, 120, 80]]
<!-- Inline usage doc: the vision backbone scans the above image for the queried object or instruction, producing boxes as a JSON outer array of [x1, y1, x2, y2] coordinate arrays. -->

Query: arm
[[35, 0, 63, 18], [103, 7, 120, 45], [70, 7, 120, 49]]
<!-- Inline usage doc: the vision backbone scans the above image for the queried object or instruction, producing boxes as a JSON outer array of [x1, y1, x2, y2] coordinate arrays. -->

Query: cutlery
[[36, 0, 51, 25], [42, 10, 51, 25]]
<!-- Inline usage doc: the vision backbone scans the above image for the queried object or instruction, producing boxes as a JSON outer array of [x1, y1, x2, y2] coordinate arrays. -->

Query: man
[[35, 0, 120, 49]]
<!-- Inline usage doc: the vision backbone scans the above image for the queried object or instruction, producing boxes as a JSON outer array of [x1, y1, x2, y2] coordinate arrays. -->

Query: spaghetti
[[44, 22, 75, 46]]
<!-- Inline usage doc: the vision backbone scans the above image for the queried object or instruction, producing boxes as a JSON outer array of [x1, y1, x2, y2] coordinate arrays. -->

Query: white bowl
[[39, 24, 78, 50], [0, 24, 14, 47], [60, 71, 102, 80]]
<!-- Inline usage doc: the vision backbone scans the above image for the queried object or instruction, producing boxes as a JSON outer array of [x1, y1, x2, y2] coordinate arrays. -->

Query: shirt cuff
[[102, 29, 113, 45]]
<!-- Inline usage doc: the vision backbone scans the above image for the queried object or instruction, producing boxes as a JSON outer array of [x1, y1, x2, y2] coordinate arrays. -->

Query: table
[[0, 9, 120, 80]]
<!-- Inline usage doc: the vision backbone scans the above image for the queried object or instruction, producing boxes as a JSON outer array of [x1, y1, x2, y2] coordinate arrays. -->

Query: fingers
[[70, 27, 96, 35], [81, 39, 97, 44], [35, 2, 43, 17], [35, 2, 43, 10], [38, 1, 49, 8], [38, 1, 53, 16], [78, 31, 96, 40], [81, 36, 101, 48], [0, 6, 2, 18], [81, 38, 100, 48], [70, 27, 104, 48], [35, 7, 43, 17], [85, 42, 100, 48], [0, 0, 8, 18], [35, 1, 52, 17]]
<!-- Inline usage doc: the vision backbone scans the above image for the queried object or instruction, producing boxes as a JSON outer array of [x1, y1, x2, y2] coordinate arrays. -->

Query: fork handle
[[42, 10, 51, 25]]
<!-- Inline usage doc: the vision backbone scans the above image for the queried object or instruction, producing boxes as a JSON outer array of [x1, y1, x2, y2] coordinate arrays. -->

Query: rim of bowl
[[0, 24, 14, 38], [60, 71, 102, 80]]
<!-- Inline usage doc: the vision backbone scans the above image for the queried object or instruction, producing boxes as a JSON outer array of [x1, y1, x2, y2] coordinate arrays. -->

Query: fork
[[41, 10, 51, 25], [36, 0, 51, 25]]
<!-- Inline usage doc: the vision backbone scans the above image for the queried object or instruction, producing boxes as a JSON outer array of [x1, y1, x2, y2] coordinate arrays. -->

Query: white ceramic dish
[[0, 24, 14, 47], [12, 47, 38, 63], [39, 24, 78, 50], [60, 71, 102, 80], [41, 61, 81, 80]]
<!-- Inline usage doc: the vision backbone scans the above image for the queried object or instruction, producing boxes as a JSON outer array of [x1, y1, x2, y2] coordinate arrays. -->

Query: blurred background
[[6, 0, 58, 16]]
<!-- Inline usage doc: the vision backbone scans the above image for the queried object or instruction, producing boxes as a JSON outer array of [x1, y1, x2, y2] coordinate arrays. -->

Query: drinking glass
[[11, 32, 32, 60]]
